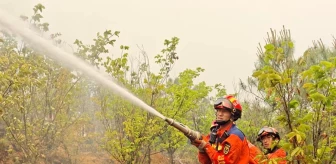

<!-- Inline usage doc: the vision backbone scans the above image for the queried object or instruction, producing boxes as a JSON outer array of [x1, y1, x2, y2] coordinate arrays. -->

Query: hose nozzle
[[165, 117, 202, 141]]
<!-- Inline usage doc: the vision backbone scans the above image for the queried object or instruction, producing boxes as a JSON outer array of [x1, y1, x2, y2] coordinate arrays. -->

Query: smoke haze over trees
[[1, 3, 336, 164]]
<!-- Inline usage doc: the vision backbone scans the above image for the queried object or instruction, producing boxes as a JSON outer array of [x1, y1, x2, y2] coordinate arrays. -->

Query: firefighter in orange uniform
[[257, 126, 287, 164], [247, 140, 262, 164], [191, 95, 250, 164]]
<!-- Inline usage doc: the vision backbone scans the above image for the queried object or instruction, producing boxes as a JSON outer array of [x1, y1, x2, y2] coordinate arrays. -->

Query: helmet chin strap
[[215, 119, 230, 126], [267, 144, 279, 154]]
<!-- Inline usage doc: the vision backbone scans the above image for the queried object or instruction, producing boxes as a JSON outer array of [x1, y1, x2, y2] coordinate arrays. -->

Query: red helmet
[[257, 126, 280, 142], [213, 95, 242, 121]]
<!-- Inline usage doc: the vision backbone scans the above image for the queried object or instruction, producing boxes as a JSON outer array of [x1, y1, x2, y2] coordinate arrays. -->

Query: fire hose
[[164, 117, 202, 141]]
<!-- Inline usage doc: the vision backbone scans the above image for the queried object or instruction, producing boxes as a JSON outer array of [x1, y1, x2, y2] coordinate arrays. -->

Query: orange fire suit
[[255, 147, 287, 164], [197, 122, 250, 164], [265, 147, 287, 164], [247, 140, 262, 164]]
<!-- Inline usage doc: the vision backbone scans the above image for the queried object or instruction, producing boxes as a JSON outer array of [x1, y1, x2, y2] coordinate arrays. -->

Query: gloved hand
[[191, 138, 208, 152]]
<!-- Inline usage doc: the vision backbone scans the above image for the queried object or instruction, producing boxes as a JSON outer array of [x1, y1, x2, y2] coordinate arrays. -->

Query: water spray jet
[[0, 9, 202, 142]]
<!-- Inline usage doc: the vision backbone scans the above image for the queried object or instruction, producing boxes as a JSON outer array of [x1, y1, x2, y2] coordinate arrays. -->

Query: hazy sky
[[1, 0, 336, 94]]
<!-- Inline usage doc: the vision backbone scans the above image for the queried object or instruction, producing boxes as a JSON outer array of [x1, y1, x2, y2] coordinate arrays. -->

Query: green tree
[[157, 67, 212, 164], [0, 4, 91, 163], [244, 26, 336, 163]]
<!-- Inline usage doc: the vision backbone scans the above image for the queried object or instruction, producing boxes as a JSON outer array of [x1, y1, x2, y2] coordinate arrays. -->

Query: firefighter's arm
[[249, 143, 263, 163], [190, 135, 212, 164], [201, 136, 243, 164], [202, 139, 241, 164], [201, 143, 219, 163], [191, 134, 222, 164], [249, 158, 258, 164], [198, 152, 212, 164]]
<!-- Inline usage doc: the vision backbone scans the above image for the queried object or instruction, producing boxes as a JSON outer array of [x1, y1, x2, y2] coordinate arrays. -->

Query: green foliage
[[242, 26, 336, 163], [74, 30, 120, 67], [1, 3, 217, 164], [0, 4, 92, 163], [7, 3, 336, 164]]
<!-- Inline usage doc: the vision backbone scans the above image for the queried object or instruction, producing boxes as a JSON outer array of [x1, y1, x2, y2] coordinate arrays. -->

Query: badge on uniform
[[223, 143, 231, 154]]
